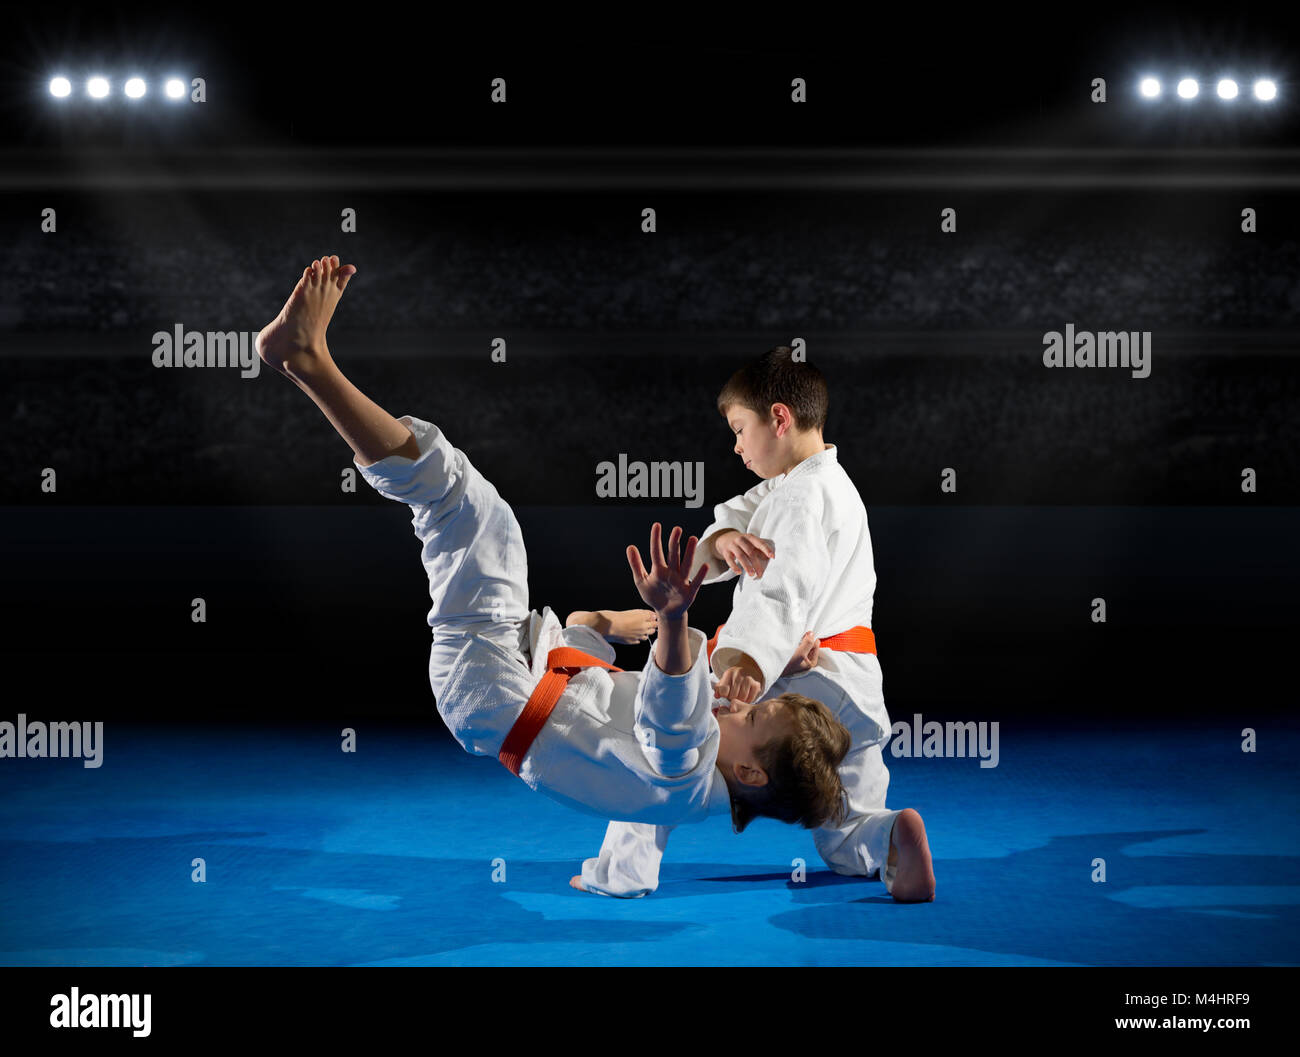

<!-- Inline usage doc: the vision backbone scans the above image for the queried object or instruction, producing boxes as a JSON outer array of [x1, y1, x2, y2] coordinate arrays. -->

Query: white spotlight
[[87, 76, 110, 99], [1139, 76, 1161, 98], [1254, 79, 1277, 101], [124, 77, 147, 99], [1177, 78, 1199, 99], [164, 78, 186, 100], [1217, 78, 1238, 100], [49, 76, 71, 97]]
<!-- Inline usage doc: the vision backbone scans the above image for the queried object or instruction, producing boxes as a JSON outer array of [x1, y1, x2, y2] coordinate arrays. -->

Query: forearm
[[637, 619, 711, 777], [653, 612, 692, 675], [711, 507, 827, 692]]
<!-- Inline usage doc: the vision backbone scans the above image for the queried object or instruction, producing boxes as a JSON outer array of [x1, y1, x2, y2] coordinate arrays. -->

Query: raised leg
[[256, 255, 419, 466]]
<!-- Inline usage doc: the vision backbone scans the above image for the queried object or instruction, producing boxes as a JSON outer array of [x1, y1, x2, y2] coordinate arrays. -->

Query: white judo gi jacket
[[581, 443, 902, 896], [354, 413, 735, 828]]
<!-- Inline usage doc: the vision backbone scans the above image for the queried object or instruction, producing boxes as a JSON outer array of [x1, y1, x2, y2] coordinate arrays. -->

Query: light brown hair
[[728, 692, 851, 833]]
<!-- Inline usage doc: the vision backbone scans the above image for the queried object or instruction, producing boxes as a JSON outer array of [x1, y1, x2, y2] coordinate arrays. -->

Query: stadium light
[[1216, 78, 1238, 100], [164, 78, 186, 100], [1139, 76, 1161, 98], [49, 76, 71, 98], [1176, 78, 1198, 99], [1254, 79, 1277, 101], [124, 77, 146, 99], [86, 76, 110, 99]]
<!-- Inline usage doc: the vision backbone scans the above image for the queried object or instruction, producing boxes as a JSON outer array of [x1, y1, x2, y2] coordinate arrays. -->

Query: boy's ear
[[770, 402, 797, 437], [733, 760, 769, 789]]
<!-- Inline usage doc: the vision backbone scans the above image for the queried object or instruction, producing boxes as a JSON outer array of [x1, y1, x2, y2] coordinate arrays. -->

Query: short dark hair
[[728, 693, 851, 833], [716, 346, 828, 433]]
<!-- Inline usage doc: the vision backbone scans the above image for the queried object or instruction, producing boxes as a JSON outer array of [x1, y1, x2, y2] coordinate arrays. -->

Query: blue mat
[[0, 721, 1295, 966]]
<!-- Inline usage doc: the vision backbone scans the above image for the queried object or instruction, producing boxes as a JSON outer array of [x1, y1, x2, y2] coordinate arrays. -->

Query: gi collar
[[780, 443, 838, 485]]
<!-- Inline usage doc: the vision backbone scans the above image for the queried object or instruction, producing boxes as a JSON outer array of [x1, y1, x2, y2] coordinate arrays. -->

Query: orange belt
[[499, 646, 623, 777], [706, 623, 876, 663]]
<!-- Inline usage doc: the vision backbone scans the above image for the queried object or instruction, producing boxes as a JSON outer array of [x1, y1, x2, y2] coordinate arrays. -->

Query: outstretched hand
[[627, 522, 709, 619]]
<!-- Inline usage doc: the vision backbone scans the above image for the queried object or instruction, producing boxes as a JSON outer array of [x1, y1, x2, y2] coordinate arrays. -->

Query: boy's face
[[726, 405, 779, 478], [712, 698, 791, 784]]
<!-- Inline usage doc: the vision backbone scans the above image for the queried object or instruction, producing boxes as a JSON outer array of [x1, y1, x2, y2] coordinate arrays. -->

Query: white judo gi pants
[[817, 736, 902, 892], [352, 414, 542, 759]]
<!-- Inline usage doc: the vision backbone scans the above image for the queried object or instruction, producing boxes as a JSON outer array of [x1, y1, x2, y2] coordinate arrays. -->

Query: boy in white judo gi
[[573, 348, 937, 902], [254, 256, 854, 837]]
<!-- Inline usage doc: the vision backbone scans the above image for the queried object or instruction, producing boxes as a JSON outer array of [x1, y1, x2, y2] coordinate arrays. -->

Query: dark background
[[0, 6, 1296, 722], [2, 6, 1298, 150]]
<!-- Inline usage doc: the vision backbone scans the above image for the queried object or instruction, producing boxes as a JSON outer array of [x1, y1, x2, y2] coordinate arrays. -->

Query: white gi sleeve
[[634, 626, 714, 778], [693, 479, 780, 584], [579, 821, 673, 898], [709, 490, 831, 696]]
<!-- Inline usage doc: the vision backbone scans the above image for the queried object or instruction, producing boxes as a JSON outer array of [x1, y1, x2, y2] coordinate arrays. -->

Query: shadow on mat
[[3, 827, 1296, 966], [0, 834, 697, 966], [763, 827, 1300, 965], [694, 870, 867, 890]]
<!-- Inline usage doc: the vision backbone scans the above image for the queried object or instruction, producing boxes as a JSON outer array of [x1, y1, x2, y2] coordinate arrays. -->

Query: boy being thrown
[[255, 256, 851, 833]]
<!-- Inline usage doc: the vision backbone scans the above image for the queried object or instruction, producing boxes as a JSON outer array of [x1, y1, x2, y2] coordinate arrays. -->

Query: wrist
[[709, 529, 737, 554]]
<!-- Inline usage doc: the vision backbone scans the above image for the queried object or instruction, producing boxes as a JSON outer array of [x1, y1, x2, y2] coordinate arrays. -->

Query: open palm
[[627, 523, 709, 619]]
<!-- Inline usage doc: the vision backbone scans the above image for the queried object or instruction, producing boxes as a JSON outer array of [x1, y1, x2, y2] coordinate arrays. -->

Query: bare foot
[[256, 255, 357, 382], [566, 609, 658, 643], [887, 808, 936, 903], [569, 875, 586, 891]]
